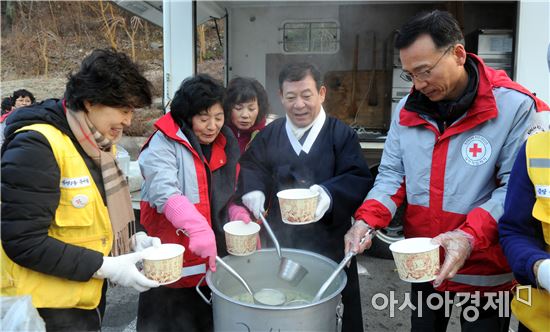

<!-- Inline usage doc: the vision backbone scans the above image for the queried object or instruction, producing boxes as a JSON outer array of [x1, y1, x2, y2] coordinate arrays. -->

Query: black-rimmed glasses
[[400, 45, 453, 82]]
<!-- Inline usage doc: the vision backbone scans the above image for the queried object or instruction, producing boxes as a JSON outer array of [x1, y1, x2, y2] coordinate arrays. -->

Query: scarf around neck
[[65, 105, 134, 257], [285, 107, 327, 155]]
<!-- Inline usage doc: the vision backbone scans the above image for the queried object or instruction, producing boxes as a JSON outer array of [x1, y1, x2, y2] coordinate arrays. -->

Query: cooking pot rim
[[205, 248, 347, 310]]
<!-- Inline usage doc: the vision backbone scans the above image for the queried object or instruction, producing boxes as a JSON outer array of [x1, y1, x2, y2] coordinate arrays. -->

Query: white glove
[[242, 190, 265, 219], [94, 250, 159, 292], [537, 259, 550, 291], [131, 231, 161, 252], [309, 185, 331, 220]]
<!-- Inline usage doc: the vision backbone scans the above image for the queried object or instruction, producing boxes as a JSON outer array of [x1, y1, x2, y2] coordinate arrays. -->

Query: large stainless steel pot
[[197, 248, 347, 332]]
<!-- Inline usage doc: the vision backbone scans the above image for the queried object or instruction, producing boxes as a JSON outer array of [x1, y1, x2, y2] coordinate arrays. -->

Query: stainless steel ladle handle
[[176, 229, 255, 297], [312, 251, 355, 303], [259, 213, 282, 259], [215, 256, 254, 297], [312, 229, 375, 302]]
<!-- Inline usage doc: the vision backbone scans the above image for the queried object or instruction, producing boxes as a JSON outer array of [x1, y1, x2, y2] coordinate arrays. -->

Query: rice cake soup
[[233, 288, 313, 307]]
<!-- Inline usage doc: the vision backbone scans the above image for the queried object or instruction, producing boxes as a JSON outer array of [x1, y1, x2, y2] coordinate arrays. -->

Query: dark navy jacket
[[499, 143, 550, 286], [237, 116, 372, 262]]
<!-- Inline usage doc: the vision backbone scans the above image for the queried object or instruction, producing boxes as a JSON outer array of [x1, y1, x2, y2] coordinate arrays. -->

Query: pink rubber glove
[[256, 234, 262, 250], [164, 194, 217, 272], [228, 203, 252, 224]]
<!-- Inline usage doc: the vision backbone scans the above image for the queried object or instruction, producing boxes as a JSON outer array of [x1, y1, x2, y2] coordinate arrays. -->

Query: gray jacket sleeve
[[139, 132, 182, 213]]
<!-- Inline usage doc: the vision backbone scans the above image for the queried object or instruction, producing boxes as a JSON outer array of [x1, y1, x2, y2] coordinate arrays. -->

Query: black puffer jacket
[[1, 99, 105, 281]]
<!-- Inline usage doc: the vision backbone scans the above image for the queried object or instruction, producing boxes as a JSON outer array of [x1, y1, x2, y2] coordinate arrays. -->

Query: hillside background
[[1, 0, 224, 136]]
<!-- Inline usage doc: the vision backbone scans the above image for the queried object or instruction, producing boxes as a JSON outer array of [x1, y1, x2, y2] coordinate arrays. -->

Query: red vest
[[140, 114, 229, 288]]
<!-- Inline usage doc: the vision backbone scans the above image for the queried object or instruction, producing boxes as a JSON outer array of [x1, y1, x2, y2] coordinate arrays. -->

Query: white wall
[[227, 3, 339, 86], [163, 0, 194, 108], [515, 0, 550, 102]]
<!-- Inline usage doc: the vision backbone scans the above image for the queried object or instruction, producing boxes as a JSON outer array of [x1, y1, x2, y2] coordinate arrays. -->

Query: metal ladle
[[311, 229, 375, 302], [176, 228, 287, 306], [259, 213, 308, 285], [214, 256, 286, 306]]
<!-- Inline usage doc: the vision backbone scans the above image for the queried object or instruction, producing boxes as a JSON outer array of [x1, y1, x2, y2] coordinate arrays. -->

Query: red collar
[[147, 113, 227, 170], [399, 53, 548, 137], [0, 110, 13, 122]]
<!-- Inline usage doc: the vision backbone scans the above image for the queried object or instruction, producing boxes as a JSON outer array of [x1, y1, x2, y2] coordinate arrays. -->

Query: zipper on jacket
[[95, 307, 103, 329]]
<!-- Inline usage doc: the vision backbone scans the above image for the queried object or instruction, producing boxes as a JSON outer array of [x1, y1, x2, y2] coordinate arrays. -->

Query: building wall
[[227, 1, 518, 116]]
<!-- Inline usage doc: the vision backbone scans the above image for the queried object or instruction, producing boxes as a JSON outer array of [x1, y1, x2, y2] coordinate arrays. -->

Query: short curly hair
[[170, 74, 226, 128], [12, 89, 35, 104], [223, 77, 269, 126], [64, 48, 152, 111]]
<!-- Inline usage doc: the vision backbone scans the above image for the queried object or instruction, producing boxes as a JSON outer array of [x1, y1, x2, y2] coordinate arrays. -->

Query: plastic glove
[[131, 231, 161, 252], [94, 250, 159, 292], [309, 185, 331, 220], [431, 229, 474, 287], [344, 219, 375, 255], [536, 259, 550, 291], [228, 203, 252, 223], [242, 190, 265, 219], [164, 194, 217, 272]]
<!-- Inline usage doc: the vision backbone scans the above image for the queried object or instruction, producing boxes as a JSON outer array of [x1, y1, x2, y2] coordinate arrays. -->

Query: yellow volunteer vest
[[527, 131, 550, 228], [1, 123, 113, 309], [511, 131, 550, 332]]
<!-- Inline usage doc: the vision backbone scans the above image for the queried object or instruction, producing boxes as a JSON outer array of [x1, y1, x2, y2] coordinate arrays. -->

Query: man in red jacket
[[346, 10, 549, 332]]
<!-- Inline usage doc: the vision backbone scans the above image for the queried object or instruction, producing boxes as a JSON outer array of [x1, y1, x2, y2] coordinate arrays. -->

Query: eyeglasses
[[400, 45, 453, 82]]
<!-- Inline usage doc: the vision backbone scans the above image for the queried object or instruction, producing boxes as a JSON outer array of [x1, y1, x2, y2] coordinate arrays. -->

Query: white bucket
[[116, 146, 131, 176]]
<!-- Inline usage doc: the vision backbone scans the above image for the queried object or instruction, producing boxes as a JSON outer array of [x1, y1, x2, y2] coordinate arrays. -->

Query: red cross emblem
[[462, 135, 492, 166], [469, 143, 483, 157]]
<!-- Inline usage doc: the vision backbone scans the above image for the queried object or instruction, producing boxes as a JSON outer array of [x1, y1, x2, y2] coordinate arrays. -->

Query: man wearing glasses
[[346, 10, 549, 332]]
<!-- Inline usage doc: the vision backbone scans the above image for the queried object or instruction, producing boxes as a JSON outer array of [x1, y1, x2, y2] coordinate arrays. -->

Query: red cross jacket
[[355, 54, 549, 292]]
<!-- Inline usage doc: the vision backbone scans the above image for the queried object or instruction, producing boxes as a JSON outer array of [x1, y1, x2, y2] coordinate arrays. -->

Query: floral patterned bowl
[[142, 243, 185, 285], [277, 189, 319, 224], [389, 237, 440, 283], [224, 220, 261, 256]]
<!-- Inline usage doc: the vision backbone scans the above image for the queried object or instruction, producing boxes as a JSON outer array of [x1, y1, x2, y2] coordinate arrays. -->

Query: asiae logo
[[461, 135, 492, 166], [515, 285, 532, 306]]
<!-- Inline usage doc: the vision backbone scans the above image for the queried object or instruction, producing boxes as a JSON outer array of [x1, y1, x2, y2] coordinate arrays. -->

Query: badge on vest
[[60, 176, 91, 188], [535, 185, 550, 198], [462, 135, 492, 166], [71, 194, 89, 208]]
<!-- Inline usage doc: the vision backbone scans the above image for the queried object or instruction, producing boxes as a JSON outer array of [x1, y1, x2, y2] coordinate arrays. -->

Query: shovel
[[368, 33, 378, 107], [259, 213, 309, 285]]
